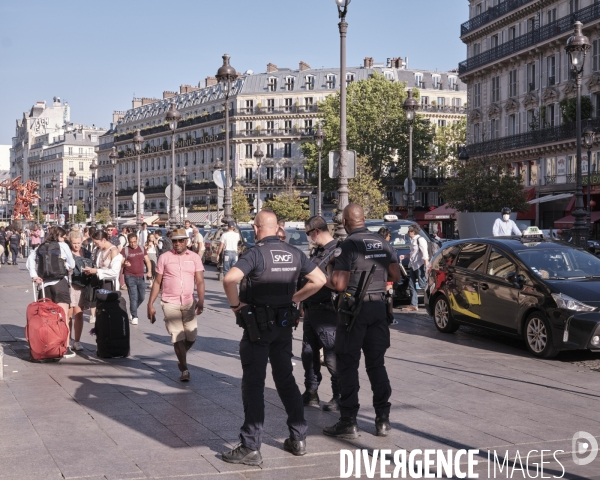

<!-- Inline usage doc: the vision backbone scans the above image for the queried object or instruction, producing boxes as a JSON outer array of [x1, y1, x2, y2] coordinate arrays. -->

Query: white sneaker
[[63, 347, 76, 358], [131, 317, 138, 325], [73, 342, 83, 351], [89, 316, 96, 324]]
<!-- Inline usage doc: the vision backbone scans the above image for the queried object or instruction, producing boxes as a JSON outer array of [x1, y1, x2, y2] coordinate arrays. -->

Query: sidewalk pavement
[[1, 259, 600, 479]]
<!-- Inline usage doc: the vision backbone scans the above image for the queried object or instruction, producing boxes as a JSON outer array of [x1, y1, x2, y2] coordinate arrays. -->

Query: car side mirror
[[507, 272, 524, 288]]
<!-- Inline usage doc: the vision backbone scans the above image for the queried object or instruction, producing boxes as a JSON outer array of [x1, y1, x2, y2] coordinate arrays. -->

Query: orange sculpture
[[0, 176, 40, 220]]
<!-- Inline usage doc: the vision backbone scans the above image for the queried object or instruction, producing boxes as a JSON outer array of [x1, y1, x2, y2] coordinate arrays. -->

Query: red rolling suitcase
[[25, 282, 69, 361]]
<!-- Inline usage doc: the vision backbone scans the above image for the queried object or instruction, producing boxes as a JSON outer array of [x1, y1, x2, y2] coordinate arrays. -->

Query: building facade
[[9, 98, 105, 219], [109, 58, 466, 221], [459, 0, 600, 231]]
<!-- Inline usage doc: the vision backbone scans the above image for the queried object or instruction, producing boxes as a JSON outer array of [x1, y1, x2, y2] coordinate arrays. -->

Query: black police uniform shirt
[[304, 239, 337, 305], [235, 235, 317, 307], [334, 227, 398, 295]]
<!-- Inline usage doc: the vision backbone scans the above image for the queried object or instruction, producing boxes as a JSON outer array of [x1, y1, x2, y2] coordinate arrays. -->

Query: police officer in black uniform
[[221, 210, 326, 466], [301, 215, 340, 411], [0, 227, 6, 265], [324, 204, 400, 439]]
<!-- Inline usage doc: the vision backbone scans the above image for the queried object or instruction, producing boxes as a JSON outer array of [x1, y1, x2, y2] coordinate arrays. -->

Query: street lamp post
[[133, 129, 144, 231], [389, 164, 398, 213], [182, 166, 187, 223], [253, 144, 264, 214], [109, 147, 119, 225], [69, 168, 77, 225], [334, 0, 350, 236], [51, 174, 57, 225], [89, 158, 97, 226], [165, 102, 181, 229], [311, 187, 318, 216], [314, 125, 325, 217], [216, 54, 237, 225], [566, 21, 592, 247], [403, 89, 419, 221], [458, 146, 470, 164], [583, 122, 595, 232]]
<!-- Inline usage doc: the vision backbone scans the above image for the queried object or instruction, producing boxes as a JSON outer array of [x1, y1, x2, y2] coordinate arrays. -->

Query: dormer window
[[432, 75, 441, 89], [346, 73, 355, 86], [415, 73, 423, 88], [285, 76, 295, 91], [449, 76, 457, 90], [305, 75, 315, 91], [268, 77, 277, 92], [384, 71, 394, 81], [326, 74, 336, 89]]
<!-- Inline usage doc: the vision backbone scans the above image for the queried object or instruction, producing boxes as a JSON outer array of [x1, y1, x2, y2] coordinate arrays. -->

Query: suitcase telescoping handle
[[32, 281, 46, 302]]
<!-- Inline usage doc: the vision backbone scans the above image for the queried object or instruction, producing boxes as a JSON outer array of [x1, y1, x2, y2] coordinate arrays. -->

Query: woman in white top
[[145, 233, 158, 288], [83, 230, 123, 290]]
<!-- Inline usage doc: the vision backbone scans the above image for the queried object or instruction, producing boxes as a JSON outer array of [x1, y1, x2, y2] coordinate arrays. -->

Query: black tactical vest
[[304, 240, 337, 305], [343, 228, 390, 295], [241, 237, 303, 307]]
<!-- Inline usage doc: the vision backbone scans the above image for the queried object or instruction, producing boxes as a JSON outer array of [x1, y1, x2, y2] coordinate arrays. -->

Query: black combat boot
[[221, 444, 263, 466], [302, 390, 320, 407], [322, 394, 340, 412], [323, 417, 359, 439], [283, 437, 307, 456], [375, 414, 391, 437]]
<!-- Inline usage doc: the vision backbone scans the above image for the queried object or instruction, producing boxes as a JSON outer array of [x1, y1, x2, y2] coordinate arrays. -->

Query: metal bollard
[[0, 345, 3, 381]]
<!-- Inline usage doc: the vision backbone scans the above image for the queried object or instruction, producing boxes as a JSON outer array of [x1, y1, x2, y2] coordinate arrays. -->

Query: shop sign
[[582, 174, 600, 186]]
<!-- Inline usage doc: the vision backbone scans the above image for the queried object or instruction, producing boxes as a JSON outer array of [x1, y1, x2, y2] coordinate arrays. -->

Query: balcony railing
[[97, 175, 113, 183], [419, 104, 466, 114], [237, 104, 318, 116], [465, 116, 600, 157], [545, 175, 557, 185], [234, 128, 314, 139], [31, 141, 45, 150], [98, 142, 114, 151], [459, 3, 600, 74], [42, 153, 62, 161], [566, 173, 577, 183], [460, 0, 536, 36]]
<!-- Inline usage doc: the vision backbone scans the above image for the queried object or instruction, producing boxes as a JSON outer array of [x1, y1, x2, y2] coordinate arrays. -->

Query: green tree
[[441, 157, 528, 213], [559, 96, 593, 124], [73, 200, 87, 223], [349, 156, 389, 219], [31, 206, 43, 223], [95, 207, 111, 225], [232, 184, 252, 222], [302, 71, 434, 192], [263, 186, 310, 221], [432, 118, 467, 171]]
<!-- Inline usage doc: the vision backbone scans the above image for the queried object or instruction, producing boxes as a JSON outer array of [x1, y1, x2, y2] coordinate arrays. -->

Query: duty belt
[[304, 302, 336, 312], [362, 293, 385, 302]]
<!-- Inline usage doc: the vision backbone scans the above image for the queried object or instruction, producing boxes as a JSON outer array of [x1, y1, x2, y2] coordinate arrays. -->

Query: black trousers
[[334, 300, 391, 419], [301, 305, 339, 396], [239, 323, 307, 451]]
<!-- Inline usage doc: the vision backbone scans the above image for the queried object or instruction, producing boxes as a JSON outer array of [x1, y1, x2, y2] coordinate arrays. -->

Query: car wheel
[[524, 312, 558, 359], [433, 295, 459, 333]]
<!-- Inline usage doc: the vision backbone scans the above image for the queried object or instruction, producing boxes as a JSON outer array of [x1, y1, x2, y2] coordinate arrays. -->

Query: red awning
[[424, 204, 456, 220], [517, 187, 536, 220], [554, 210, 600, 228]]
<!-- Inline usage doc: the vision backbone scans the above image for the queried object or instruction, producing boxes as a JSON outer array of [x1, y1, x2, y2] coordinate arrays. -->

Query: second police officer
[[301, 215, 341, 411], [221, 210, 326, 466], [324, 204, 400, 439]]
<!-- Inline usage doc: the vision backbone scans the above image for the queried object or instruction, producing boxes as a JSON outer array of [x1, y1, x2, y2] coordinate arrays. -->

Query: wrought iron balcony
[[97, 142, 114, 151], [465, 116, 600, 157], [566, 174, 577, 183], [460, 0, 536, 36], [236, 105, 318, 116], [419, 104, 466, 114], [459, 3, 600, 74], [545, 175, 557, 185], [97, 175, 113, 183], [233, 128, 314, 139]]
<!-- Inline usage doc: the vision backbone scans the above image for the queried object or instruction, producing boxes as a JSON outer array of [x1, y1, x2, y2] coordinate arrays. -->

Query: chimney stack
[[364, 57, 374, 68], [205, 76, 218, 87], [132, 98, 142, 108], [163, 91, 177, 99], [180, 84, 200, 94], [267, 63, 278, 73], [392, 57, 403, 69], [299, 61, 311, 71], [141, 97, 159, 105]]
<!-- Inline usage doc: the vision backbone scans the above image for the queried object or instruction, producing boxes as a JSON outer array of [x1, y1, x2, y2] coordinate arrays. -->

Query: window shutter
[[521, 110, 526, 133], [505, 115, 509, 137], [554, 102, 560, 126], [563, 52, 569, 83], [487, 120, 492, 139], [542, 57, 547, 88]]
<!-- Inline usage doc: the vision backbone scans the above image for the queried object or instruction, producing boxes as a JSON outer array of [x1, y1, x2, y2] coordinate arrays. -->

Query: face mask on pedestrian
[[502, 214, 510, 222]]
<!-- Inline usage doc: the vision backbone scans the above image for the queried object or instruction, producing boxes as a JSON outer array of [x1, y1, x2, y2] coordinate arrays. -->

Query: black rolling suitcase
[[95, 290, 130, 358]]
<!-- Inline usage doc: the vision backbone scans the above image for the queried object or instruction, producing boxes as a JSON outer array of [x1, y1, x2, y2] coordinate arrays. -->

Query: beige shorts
[[161, 301, 197, 343], [70, 284, 90, 310]]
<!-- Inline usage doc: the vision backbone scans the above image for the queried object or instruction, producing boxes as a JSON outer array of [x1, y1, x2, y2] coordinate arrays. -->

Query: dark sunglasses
[[172, 238, 187, 243], [306, 228, 317, 236]]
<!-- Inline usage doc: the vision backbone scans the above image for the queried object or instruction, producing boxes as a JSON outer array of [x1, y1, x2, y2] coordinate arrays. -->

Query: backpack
[[157, 237, 172, 257], [72, 250, 93, 288], [123, 246, 145, 260], [36, 242, 68, 281], [109, 235, 120, 248]]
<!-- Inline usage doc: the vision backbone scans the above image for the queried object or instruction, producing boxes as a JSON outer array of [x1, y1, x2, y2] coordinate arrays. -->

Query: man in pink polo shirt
[[147, 228, 205, 382]]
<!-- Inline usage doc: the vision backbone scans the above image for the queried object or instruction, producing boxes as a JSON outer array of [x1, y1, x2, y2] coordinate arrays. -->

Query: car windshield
[[365, 224, 414, 248], [517, 247, 600, 279], [286, 229, 309, 247], [239, 229, 255, 245]]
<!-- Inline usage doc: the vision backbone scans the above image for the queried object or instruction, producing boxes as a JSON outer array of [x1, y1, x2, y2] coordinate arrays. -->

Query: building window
[[436, 97, 445, 106], [176, 154, 180, 167], [432, 75, 441, 89], [527, 63, 536, 90], [509, 69, 518, 97], [491, 76, 500, 103], [245, 100, 254, 113], [547, 56, 556, 86], [79, 189, 84, 200], [285, 77, 294, 91], [472, 43, 481, 57], [304, 97, 314, 108], [284, 143, 292, 158], [284, 98, 293, 112], [453, 98, 461, 107], [508, 114, 517, 135], [266, 144, 274, 158], [305, 75, 315, 90], [438, 119, 446, 127], [266, 121, 274, 133], [346, 73, 355, 85], [474, 123, 481, 143], [508, 26, 516, 41], [193, 152, 197, 165], [284, 167, 292, 179], [593, 40, 600, 72], [527, 109, 536, 131], [268, 77, 277, 92], [473, 82, 481, 108], [546, 104, 555, 127], [267, 98, 275, 112], [326, 74, 336, 89], [245, 122, 253, 133], [305, 119, 313, 133], [570, 0, 579, 14], [547, 8, 556, 24], [448, 76, 457, 90], [79, 161, 84, 171], [491, 34, 499, 49], [284, 120, 292, 133], [245, 144, 253, 159], [421, 96, 429, 105], [491, 118, 499, 139], [245, 168, 253, 181], [266, 167, 274, 180], [415, 73, 423, 88]]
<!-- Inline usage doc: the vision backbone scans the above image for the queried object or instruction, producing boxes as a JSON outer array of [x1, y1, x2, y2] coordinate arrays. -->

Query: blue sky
[[0, 0, 467, 144]]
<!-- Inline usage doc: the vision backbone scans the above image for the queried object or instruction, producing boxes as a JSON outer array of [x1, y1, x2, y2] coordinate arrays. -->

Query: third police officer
[[221, 210, 326, 466], [324, 204, 400, 439], [301, 215, 340, 411]]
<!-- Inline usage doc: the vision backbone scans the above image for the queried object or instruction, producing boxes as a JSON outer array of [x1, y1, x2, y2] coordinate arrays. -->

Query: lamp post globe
[[403, 89, 419, 220], [109, 147, 119, 224], [314, 125, 325, 216], [253, 144, 264, 213], [165, 102, 181, 228], [89, 158, 98, 226], [565, 21, 592, 247], [216, 53, 237, 226]]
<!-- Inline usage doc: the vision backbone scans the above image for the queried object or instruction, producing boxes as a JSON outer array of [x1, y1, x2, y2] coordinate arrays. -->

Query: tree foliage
[[263, 186, 310, 221], [559, 96, 593, 124], [232, 184, 252, 222], [441, 157, 528, 213], [95, 207, 111, 225], [349, 156, 389, 219], [302, 72, 434, 193], [73, 200, 87, 223], [432, 118, 467, 170], [31, 206, 43, 223]]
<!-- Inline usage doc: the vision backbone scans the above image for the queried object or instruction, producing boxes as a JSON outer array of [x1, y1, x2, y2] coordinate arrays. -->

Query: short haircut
[[408, 225, 421, 235], [305, 215, 328, 232], [127, 232, 138, 241], [92, 230, 109, 241], [142, 222, 147, 227], [68, 230, 83, 241], [378, 227, 391, 238]]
